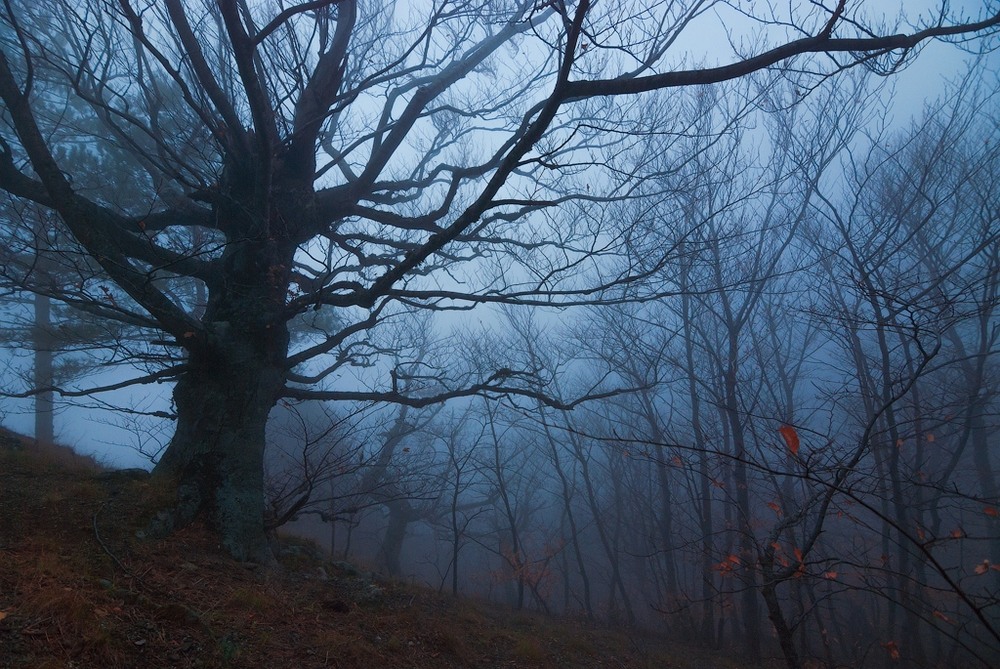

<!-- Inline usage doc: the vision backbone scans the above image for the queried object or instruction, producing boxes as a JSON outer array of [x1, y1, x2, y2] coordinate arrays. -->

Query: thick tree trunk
[[381, 499, 418, 576], [153, 325, 288, 562], [146, 185, 296, 561]]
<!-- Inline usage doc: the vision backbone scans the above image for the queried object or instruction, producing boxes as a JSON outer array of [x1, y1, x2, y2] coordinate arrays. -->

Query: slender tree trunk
[[633, 384, 680, 599], [32, 290, 54, 444], [329, 479, 338, 555], [451, 526, 460, 597], [485, 404, 526, 610], [31, 214, 55, 445], [569, 430, 636, 625], [761, 578, 800, 669], [679, 275, 717, 645], [869, 307, 927, 664], [608, 458, 633, 625], [449, 459, 462, 597], [723, 332, 762, 664], [537, 402, 594, 620], [342, 514, 356, 561]]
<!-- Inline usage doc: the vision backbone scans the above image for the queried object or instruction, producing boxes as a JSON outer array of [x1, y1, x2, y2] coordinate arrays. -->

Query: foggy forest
[[0, 1, 998, 667]]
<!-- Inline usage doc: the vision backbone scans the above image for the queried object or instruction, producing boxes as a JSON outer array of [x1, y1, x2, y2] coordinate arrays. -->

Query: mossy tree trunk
[[152, 228, 296, 562], [154, 339, 286, 562]]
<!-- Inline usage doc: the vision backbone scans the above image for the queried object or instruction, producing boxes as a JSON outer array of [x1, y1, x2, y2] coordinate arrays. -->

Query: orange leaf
[[950, 528, 965, 539], [984, 506, 999, 518], [0, 610, 7, 622], [974, 560, 991, 575], [822, 571, 838, 580], [926, 433, 935, 443], [882, 640, 901, 660], [778, 425, 800, 456], [766, 501, 783, 517], [713, 554, 741, 574], [793, 547, 804, 563]]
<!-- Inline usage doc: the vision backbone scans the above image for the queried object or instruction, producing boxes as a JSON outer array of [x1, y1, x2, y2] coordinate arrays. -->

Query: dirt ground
[[0, 429, 747, 669]]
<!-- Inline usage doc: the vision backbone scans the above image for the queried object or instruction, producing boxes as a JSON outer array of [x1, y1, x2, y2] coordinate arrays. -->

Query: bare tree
[[428, 407, 492, 597], [802, 75, 1000, 665]]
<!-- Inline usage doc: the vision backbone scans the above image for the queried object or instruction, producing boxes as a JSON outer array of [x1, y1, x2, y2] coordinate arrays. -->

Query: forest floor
[[0, 428, 753, 669]]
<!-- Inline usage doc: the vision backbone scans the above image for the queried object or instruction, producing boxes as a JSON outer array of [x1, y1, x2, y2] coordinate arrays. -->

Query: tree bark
[[152, 321, 288, 562], [381, 499, 418, 576], [761, 579, 800, 669]]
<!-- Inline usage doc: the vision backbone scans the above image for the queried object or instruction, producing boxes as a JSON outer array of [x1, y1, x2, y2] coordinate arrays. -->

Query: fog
[[1, 1, 998, 667]]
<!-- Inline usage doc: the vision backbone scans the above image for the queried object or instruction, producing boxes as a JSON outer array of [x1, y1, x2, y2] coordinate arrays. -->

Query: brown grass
[[0, 430, 747, 669]]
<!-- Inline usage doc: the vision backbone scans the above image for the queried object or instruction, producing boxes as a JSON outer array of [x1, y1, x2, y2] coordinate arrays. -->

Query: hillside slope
[[0, 430, 746, 669]]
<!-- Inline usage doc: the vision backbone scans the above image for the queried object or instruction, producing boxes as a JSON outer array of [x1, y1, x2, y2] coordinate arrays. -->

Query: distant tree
[[1, 0, 998, 561], [420, 407, 492, 597], [804, 79, 1000, 665], [0, 138, 154, 442]]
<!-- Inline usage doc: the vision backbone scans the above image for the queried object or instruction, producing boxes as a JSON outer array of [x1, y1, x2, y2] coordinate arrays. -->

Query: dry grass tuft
[[1, 426, 103, 472], [512, 636, 549, 663]]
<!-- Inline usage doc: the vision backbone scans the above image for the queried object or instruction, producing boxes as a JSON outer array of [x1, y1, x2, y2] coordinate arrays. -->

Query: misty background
[[1, 1, 998, 667]]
